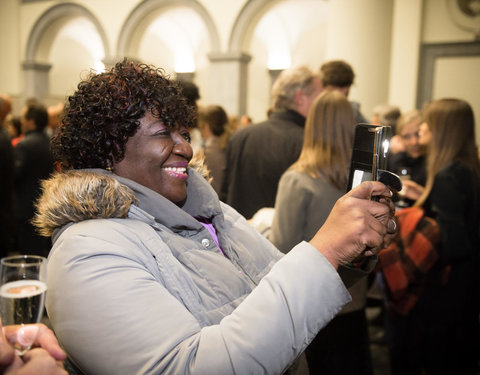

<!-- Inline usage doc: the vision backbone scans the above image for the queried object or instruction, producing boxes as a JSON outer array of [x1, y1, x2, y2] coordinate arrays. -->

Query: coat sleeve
[[47, 220, 350, 375]]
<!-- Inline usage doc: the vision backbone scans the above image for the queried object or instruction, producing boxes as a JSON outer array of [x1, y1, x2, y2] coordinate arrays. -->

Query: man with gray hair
[[221, 66, 322, 219]]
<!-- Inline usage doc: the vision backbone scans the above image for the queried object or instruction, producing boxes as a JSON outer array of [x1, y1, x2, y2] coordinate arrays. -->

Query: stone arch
[[228, 0, 282, 53], [25, 2, 110, 63], [23, 2, 110, 101], [117, 0, 220, 60]]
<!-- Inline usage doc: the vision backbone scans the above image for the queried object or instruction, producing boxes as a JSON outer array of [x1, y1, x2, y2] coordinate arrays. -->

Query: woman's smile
[[161, 164, 189, 180]]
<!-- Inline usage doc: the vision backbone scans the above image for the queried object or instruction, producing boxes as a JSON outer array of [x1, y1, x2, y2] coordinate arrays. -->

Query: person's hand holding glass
[[396, 167, 411, 208], [0, 255, 47, 355], [396, 167, 424, 208]]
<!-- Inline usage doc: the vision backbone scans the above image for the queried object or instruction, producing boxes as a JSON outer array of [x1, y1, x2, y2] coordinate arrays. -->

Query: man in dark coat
[[14, 102, 54, 256], [221, 66, 322, 219]]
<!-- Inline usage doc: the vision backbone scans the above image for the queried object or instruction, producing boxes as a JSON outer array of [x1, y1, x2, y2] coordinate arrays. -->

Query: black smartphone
[[347, 124, 401, 193]]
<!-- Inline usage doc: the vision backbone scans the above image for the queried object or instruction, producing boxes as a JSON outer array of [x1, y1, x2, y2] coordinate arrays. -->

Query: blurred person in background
[[371, 104, 403, 154], [222, 65, 322, 219], [239, 114, 252, 127], [176, 80, 202, 155], [388, 110, 427, 207], [5, 115, 23, 146], [386, 98, 480, 375], [319, 60, 368, 125], [197, 104, 229, 195], [46, 102, 64, 139], [14, 102, 54, 256], [371, 104, 402, 133], [0, 96, 15, 257]]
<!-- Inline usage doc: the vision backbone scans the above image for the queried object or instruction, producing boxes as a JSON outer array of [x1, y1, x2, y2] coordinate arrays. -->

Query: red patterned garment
[[377, 206, 450, 315]]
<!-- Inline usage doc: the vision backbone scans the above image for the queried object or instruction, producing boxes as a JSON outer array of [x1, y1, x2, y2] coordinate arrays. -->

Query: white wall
[[421, 0, 480, 146], [433, 56, 480, 146], [326, 0, 394, 121], [0, 0, 22, 111], [422, 0, 479, 42], [389, 0, 423, 113], [246, 0, 330, 122]]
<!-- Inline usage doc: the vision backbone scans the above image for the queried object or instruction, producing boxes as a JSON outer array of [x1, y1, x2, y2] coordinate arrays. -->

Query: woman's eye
[[181, 131, 191, 143], [154, 130, 170, 137]]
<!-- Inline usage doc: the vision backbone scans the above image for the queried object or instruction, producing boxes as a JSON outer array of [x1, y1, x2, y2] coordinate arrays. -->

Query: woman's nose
[[172, 131, 193, 159]]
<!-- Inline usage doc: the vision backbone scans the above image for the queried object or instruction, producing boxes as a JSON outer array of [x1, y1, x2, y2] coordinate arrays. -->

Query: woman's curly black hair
[[52, 59, 195, 170]]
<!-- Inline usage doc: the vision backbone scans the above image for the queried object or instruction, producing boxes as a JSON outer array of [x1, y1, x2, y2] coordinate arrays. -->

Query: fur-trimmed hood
[[33, 170, 138, 237], [33, 155, 213, 237]]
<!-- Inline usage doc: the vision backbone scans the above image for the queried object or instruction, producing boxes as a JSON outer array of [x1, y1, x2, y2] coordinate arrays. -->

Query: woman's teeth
[[163, 167, 187, 173]]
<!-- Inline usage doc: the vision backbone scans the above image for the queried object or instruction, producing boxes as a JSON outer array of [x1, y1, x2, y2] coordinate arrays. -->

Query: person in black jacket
[[14, 102, 54, 256], [221, 66, 322, 219], [387, 98, 480, 375]]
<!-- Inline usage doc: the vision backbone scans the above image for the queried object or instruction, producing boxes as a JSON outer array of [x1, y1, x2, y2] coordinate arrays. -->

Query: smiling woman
[[34, 59, 396, 375], [113, 111, 192, 203]]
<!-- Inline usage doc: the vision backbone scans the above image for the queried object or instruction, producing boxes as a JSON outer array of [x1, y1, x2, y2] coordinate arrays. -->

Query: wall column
[[389, 0, 423, 111], [22, 62, 52, 101], [207, 52, 251, 117]]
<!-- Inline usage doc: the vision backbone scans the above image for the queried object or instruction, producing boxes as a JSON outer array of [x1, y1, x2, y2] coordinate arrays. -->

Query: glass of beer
[[0, 255, 47, 355]]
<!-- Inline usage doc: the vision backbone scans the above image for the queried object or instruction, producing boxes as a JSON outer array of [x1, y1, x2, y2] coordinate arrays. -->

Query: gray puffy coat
[[35, 168, 352, 375]]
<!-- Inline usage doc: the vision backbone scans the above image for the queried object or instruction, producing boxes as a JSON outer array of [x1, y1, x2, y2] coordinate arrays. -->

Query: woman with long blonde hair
[[270, 89, 374, 375], [389, 98, 480, 374]]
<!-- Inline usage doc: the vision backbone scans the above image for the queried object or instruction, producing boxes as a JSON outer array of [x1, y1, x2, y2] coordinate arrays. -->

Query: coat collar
[[34, 167, 224, 238], [96, 168, 223, 232], [268, 109, 306, 128]]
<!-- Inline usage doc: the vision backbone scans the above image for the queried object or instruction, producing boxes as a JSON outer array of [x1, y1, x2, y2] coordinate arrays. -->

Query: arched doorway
[[24, 2, 109, 103]]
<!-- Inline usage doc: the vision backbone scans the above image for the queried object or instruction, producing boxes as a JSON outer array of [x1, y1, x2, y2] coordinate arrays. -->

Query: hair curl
[[52, 59, 195, 170]]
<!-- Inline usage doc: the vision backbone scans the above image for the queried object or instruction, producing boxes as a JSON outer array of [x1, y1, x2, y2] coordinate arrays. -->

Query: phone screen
[[351, 169, 373, 190], [347, 124, 391, 191]]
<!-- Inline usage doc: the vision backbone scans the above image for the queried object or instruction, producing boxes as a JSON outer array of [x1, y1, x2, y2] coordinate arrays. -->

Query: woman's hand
[[309, 181, 396, 269], [398, 179, 424, 201], [0, 320, 67, 375]]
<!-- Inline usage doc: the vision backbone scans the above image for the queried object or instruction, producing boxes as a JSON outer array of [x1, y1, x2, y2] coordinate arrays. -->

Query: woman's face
[[113, 111, 193, 204], [418, 121, 432, 147], [400, 120, 424, 159]]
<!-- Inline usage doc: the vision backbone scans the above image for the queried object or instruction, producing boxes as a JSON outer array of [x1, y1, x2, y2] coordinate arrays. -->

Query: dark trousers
[[305, 309, 373, 375], [385, 298, 480, 375]]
